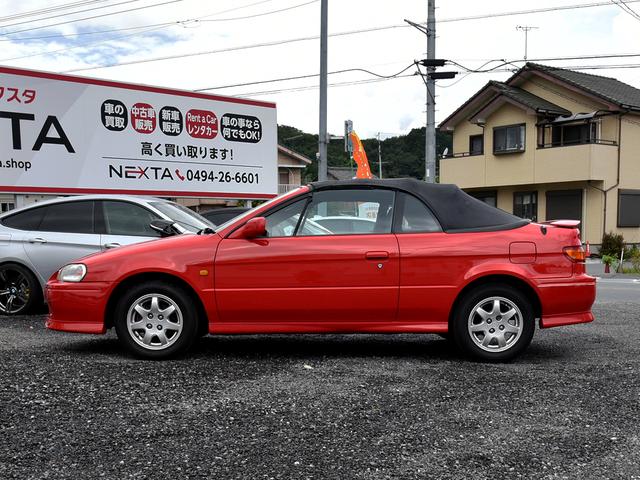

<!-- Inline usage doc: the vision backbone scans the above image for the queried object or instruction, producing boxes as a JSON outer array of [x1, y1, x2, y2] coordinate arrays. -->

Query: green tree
[[278, 125, 452, 182]]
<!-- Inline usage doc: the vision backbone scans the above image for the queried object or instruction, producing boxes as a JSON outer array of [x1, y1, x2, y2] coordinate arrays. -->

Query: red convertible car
[[46, 179, 595, 361]]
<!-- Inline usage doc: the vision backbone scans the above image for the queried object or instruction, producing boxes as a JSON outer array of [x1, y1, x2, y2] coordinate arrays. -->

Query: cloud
[[398, 114, 415, 131]]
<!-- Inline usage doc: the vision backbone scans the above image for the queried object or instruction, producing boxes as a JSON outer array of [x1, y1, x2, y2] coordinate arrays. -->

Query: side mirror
[[229, 217, 266, 240], [150, 219, 179, 237]]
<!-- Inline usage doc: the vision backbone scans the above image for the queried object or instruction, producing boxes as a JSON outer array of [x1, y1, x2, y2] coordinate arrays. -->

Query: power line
[[0, 20, 178, 42], [199, 54, 640, 93], [61, 0, 640, 73], [235, 72, 417, 98], [621, 0, 640, 15], [0, 0, 284, 63], [0, 0, 112, 24], [470, 63, 640, 72], [204, 57, 640, 99], [196, 59, 640, 98], [0, 0, 278, 41], [450, 52, 640, 73], [437, 0, 640, 23], [0, 0, 183, 37], [235, 61, 640, 99], [197, 0, 318, 22], [0, 0, 145, 30], [0, 24, 171, 63], [610, 0, 640, 20], [194, 64, 416, 92], [63, 32, 329, 72], [0, 0, 278, 40]]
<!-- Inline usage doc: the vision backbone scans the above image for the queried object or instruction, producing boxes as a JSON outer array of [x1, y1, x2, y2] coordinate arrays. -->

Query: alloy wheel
[[126, 293, 183, 351], [467, 296, 523, 353], [0, 268, 31, 314]]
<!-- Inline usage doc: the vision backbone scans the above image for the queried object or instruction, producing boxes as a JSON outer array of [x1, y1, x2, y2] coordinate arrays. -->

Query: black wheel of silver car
[[453, 284, 535, 361], [114, 282, 198, 359], [0, 264, 42, 315]]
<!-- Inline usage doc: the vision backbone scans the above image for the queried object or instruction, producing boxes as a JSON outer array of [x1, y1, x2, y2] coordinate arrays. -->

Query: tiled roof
[[327, 167, 356, 181], [439, 79, 569, 129], [518, 63, 640, 110], [487, 81, 570, 116], [278, 145, 312, 164], [439, 63, 640, 130]]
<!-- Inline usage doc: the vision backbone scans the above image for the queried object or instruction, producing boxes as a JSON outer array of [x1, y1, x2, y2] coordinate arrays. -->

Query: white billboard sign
[[0, 65, 277, 199]]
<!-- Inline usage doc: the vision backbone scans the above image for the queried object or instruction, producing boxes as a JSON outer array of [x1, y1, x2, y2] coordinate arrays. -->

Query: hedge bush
[[600, 232, 625, 258]]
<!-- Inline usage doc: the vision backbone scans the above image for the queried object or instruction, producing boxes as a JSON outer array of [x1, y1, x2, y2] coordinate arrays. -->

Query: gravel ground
[[1, 304, 639, 480]]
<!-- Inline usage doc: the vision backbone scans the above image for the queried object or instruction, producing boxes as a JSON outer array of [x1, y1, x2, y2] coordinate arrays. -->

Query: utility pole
[[516, 25, 538, 61], [406, 7, 455, 184], [425, 0, 436, 183], [318, 0, 328, 181], [345, 120, 354, 176], [377, 132, 383, 179]]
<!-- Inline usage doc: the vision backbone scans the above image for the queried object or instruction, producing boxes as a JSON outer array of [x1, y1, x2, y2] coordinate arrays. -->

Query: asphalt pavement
[[1, 289, 639, 479]]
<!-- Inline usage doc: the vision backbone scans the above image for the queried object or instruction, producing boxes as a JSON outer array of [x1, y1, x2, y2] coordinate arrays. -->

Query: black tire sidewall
[[453, 283, 535, 362], [0, 263, 42, 315], [114, 281, 198, 359]]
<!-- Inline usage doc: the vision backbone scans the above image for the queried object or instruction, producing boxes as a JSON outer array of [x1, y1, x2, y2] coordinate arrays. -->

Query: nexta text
[[0, 111, 75, 153]]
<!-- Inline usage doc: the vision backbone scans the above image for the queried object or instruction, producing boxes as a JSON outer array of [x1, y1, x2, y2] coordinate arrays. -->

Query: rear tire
[[0, 263, 42, 315], [452, 283, 535, 362], [114, 281, 198, 359]]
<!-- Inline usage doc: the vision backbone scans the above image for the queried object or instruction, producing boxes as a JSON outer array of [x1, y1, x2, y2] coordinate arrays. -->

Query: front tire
[[114, 281, 198, 359], [453, 284, 535, 361], [0, 263, 42, 315]]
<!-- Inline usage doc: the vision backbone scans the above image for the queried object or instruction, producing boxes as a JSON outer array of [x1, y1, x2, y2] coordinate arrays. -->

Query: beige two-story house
[[439, 63, 640, 245]]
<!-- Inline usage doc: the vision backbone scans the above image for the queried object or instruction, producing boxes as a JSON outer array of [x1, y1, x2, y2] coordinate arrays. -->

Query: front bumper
[[537, 274, 596, 328], [45, 280, 112, 334]]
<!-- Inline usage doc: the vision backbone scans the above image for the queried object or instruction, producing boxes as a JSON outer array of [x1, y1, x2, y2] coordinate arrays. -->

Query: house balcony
[[440, 140, 618, 188], [534, 140, 617, 185]]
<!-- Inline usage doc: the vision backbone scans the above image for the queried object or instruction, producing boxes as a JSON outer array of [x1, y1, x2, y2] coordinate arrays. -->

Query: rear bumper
[[537, 274, 596, 329], [45, 281, 111, 334]]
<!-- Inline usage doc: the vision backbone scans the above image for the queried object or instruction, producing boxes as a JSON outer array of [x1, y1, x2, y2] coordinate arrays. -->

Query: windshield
[[150, 201, 214, 233], [214, 187, 306, 232]]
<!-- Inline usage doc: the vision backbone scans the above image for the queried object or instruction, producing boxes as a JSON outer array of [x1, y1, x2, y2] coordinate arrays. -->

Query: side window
[[1, 202, 15, 213], [513, 191, 538, 222], [103, 201, 160, 237], [1, 206, 46, 230], [264, 198, 308, 237], [38, 201, 94, 234], [299, 189, 395, 236], [397, 193, 441, 233]]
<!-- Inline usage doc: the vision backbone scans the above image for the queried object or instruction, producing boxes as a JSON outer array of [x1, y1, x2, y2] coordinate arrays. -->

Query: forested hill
[[278, 125, 453, 182]]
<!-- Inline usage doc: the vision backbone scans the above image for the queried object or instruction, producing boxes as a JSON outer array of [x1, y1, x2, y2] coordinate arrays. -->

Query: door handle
[[104, 242, 121, 249], [365, 251, 389, 260], [28, 237, 47, 244]]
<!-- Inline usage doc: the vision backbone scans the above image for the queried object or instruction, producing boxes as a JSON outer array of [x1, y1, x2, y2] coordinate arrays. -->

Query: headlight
[[57, 264, 87, 282]]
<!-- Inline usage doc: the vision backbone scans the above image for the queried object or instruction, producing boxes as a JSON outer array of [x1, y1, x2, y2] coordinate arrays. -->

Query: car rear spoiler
[[541, 220, 580, 228]]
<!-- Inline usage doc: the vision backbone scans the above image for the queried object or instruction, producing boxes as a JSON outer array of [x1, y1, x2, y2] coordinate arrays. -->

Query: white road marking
[[595, 277, 640, 285]]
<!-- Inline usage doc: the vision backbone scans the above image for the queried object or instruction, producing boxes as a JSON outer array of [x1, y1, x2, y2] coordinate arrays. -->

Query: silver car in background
[[0, 195, 213, 315]]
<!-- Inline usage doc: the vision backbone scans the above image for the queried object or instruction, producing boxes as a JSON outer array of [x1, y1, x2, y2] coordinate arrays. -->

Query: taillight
[[563, 246, 586, 262]]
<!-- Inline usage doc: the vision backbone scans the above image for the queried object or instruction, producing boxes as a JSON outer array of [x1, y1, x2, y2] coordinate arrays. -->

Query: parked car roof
[[309, 178, 528, 233], [202, 207, 251, 227], [0, 194, 175, 219]]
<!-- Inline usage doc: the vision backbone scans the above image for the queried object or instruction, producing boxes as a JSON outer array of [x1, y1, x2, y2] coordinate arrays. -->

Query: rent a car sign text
[[0, 66, 277, 199]]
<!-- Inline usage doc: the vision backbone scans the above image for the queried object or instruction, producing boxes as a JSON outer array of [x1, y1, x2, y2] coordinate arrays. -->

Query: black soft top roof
[[310, 178, 529, 233]]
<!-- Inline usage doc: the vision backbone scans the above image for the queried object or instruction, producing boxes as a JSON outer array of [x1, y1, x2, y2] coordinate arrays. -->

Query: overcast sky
[[3, 0, 640, 142]]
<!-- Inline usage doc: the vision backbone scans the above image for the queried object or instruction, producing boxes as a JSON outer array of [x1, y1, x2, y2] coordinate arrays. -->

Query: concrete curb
[[596, 273, 640, 280]]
